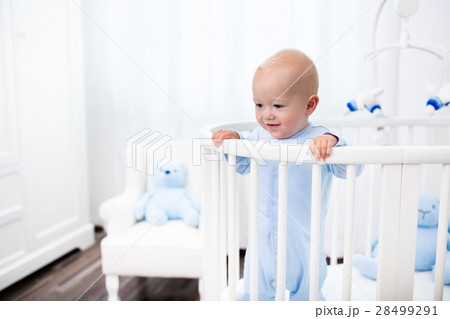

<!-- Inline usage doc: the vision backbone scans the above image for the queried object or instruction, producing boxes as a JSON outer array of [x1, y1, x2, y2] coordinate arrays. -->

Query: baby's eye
[[255, 104, 263, 108], [273, 104, 284, 109]]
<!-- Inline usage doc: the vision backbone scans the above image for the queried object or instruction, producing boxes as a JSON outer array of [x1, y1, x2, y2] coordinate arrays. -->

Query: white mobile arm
[[366, 0, 449, 88]]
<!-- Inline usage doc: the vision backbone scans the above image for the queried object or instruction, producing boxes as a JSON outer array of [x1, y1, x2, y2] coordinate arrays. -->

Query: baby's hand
[[212, 129, 240, 148], [309, 134, 338, 161]]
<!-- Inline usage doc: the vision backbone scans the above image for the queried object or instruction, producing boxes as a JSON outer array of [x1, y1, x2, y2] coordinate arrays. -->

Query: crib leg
[[105, 275, 121, 301]]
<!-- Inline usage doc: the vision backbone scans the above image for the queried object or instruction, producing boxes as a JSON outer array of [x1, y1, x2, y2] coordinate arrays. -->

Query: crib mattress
[[221, 265, 450, 301], [323, 264, 450, 301]]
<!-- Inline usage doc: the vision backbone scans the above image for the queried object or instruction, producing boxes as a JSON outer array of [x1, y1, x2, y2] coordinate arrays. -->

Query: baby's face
[[253, 67, 312, 139]]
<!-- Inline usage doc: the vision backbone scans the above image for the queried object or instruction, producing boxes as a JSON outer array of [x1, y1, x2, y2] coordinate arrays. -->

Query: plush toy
[[353, 193, 450, 284], [134, 162, 201, 227]]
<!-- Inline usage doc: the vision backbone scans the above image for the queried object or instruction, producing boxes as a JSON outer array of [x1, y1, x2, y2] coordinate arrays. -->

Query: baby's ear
[[306, 94, 319, 115]]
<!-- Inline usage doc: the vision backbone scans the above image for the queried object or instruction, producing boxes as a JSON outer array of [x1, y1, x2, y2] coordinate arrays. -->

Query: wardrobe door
[[0, 0, 93, 290], [0, 0, 25, 281]]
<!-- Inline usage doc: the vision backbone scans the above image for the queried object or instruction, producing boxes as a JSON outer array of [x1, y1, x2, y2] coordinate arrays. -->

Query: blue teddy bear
[[134, 162, 201, 227], [353, 193, 450, 284]]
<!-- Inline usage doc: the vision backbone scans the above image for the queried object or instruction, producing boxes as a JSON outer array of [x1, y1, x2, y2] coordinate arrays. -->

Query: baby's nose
[[263, 109, 275, 120]]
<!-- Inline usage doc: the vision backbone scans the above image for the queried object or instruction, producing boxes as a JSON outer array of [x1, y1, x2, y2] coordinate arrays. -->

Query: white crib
[[198, 116, 450, 301]]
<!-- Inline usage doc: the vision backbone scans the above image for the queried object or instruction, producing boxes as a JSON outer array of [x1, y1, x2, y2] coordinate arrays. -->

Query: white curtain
[[81, 0, 449, 224]]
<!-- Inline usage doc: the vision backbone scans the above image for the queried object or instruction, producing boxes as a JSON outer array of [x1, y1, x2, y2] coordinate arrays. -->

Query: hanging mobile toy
[[425, 83, 450, 116], [346, 88, 384, 115], [345, 0, 449, 117]]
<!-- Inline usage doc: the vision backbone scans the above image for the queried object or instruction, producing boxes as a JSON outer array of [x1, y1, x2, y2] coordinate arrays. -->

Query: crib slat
[[365, 126, 381, 258], [276, 162, 288, 301], [201, 147, 221, 300], [227, 153, 238, 300], [310, 164, 322, 301], [211, 152, 221, 300], [219, 149, 228, 291], [365, 165, 376, 256], [377, 164, 402, 301], [330, 179, 339, 264], [330, 128, 342, 264], [434, 164, 450, 301], [249, 158, 259, 300], [342, 165, 356, 301], [201, 150, 213, 300], [396, 165, 420, 300]]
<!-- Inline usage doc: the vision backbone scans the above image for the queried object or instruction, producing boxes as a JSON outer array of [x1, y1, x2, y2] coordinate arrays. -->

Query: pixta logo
[[126, 128, 172, 175], [191, 137, 318, 167]]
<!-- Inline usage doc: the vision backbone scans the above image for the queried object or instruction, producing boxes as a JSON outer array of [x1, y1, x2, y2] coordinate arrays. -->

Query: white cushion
[[101, 220, 202, 278]]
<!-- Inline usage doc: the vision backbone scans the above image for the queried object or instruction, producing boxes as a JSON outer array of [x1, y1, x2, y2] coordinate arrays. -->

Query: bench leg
[[105, 275, 120, 301]]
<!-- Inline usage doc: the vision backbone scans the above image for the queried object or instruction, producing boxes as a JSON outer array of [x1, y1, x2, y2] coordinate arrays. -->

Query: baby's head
[[253, 49, 319, 139]]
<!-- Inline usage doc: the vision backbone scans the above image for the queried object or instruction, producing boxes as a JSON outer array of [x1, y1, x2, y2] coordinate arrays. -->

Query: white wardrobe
[[0, 0, 93, 290]]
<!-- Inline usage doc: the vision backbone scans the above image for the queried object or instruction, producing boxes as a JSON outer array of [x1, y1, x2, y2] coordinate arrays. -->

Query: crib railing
[[199, 119, 450, 301], [312, 117, 449, 263]]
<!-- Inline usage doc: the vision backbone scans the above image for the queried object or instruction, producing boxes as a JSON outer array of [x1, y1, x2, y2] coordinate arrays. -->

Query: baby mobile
[[345, 0, 450, 116]]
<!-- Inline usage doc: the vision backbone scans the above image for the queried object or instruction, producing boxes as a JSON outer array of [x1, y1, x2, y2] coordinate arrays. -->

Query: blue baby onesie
[[230, 123, 363, 301]]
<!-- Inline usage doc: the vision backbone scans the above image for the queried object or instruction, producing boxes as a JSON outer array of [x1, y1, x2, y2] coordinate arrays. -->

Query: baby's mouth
[[266, 124, 280, 130]]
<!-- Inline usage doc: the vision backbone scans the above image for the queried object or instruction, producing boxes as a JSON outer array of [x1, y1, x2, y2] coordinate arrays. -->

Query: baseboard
[[0, 223, 94, 291]]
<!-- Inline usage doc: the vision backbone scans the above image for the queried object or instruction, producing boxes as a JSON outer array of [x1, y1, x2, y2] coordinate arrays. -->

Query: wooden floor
[[0, 227, 203, 301], [0, 226, 338, 301]]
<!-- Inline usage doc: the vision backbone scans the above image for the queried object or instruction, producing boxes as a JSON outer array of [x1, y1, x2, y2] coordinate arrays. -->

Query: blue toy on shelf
[[353, 193, 450, 284], [134, 162, 201, 227]]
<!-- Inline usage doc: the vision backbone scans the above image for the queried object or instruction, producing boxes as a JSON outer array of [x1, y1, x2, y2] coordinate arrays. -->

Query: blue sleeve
[[326, 136, 364, 179], [223, 128, 258, 176]]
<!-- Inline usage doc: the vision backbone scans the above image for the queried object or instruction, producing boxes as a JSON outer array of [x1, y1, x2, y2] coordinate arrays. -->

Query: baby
[[212, 49, 361, 300]]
